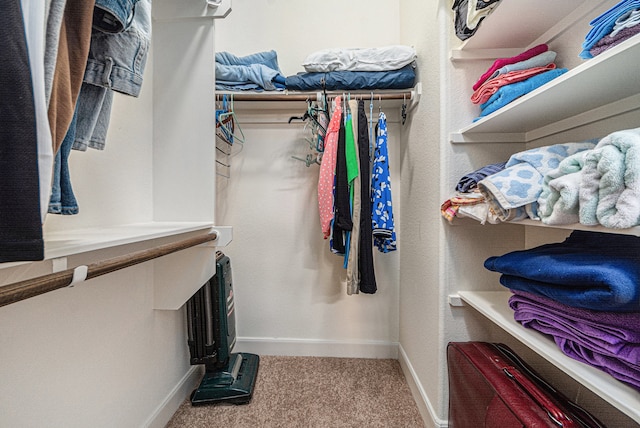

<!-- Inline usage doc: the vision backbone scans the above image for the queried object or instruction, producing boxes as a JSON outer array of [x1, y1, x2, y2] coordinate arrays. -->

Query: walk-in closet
[[1, 1, 638, 427]]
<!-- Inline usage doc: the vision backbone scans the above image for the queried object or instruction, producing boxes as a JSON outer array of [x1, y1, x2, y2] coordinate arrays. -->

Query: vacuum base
[[190, 353, 260, 406]]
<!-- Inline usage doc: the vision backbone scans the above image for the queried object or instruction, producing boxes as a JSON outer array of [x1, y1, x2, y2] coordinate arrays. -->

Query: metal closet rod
[[218, 91, 413, 102], [0, 231, 218, 308]]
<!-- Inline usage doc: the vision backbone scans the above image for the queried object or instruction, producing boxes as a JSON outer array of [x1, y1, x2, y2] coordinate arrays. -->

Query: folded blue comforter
[[484, 230, 640, 312], [285, 63, 416, 91]]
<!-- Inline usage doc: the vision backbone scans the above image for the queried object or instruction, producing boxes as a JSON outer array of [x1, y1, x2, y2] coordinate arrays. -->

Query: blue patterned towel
[[579, 127, 640, 228], [478, 141, 596, 221], [455, 162, 506, 193]]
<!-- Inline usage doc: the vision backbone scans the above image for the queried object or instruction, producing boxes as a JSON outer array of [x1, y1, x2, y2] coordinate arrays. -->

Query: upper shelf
[[458, 290, 640, 424], [451, 0, 601, 59], [451, 36, 640, 143]]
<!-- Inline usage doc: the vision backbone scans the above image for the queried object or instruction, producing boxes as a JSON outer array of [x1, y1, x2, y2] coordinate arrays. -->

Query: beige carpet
[[166, 355, 425, 427]]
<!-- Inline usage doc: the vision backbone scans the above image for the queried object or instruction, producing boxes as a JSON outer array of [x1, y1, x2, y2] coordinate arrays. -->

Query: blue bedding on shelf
[[284, 64, 416, 91], [484, 230, 640, 312]]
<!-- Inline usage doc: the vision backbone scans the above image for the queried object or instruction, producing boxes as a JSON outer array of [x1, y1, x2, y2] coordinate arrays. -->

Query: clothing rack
[[217, 87, 419, 103], [0, 231, 218, 308]]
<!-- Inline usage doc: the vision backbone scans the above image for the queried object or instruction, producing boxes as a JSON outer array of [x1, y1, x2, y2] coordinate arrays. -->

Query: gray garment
[[45, 0, 67, 104]]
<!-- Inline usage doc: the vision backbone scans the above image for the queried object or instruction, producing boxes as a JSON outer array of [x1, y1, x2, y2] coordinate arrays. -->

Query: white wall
[[214, 0, 401, 76], [214, 0, 405, 357]]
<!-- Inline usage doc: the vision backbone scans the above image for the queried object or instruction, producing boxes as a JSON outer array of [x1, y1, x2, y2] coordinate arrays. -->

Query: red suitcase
[[447, 342, 606, 428]]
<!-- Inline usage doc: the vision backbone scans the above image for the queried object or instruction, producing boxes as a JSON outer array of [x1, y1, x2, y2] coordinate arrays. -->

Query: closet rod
[[218, 91, 414, 102], [0, 231, 218, 308]]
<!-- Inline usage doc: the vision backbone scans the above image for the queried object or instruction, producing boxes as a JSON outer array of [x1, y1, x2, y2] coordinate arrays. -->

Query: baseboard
[[143, 365, 204, 428], [398, 344, 448, 428], [235, 336, 399, 359]]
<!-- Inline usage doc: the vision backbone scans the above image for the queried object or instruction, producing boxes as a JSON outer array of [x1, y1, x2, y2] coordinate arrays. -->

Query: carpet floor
[[166, 355, 425, 427]]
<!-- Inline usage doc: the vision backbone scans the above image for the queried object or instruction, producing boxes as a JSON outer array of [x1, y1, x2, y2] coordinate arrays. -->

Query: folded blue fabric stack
[[475, 68, 568, 120], [485, 230, 640, 390], [215, 50, 286, 91], [580, 0, 640, 59]]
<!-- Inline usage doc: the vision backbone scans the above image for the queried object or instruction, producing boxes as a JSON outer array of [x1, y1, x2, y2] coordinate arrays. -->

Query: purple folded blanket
[[509, 290, 640, 390]]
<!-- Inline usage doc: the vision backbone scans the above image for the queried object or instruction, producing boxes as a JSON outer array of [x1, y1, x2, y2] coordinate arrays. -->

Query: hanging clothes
[[371, 111, 397, 253], [346, 100, 361, 294], [0, 0, 45, 262], [357, 100, 377, 293], [331, 111, 351, 255], [318, 97, 342, 239], [47, 0, 95, 154]]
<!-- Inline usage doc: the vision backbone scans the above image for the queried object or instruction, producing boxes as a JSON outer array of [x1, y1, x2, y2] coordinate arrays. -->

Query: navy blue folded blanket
[[484, 231, 640, 312], [285, 64, 416, 91]]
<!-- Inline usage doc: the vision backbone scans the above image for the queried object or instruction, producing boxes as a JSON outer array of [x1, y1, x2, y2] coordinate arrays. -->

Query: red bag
[[447, 342, 606, 428]]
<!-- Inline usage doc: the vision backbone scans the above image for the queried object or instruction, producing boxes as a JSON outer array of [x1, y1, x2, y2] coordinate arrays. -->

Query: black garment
[[356, 101, 376, 294], [453, 0, 501, 41], [332, 112, 351, 254], [0, 0, 45, 262]]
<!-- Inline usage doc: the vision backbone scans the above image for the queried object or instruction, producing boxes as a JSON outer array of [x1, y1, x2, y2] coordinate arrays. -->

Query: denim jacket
[[93, 0, 139, 33], [84, 0, 150, 97]]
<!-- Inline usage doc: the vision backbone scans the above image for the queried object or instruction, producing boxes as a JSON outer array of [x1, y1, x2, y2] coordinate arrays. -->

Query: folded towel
[[509, 290, 640, 389], [509, 290, 640, 364], [471, 63, 557, 105], [484, 230, 640, 312], [473, 44, 548, 90], [538, 150, 592, 225], [477, 68, 568, 119], [559, 343, 640, 390], [478, 141, 595, 221], [580, 0, 640, 59], [579, 127, 640, 228], [456, 162, 506, 192], [487, 50, 557, 80], [590, 22, 640, 57]]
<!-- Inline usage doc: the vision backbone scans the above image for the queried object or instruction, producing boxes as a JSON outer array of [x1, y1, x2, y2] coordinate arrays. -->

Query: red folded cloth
[[471, 63, 556, 104], [472, 44, 548, 91]]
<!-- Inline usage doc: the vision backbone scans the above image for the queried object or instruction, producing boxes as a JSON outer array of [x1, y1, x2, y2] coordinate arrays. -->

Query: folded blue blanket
[[285, 64, 416, 91], [476, 68, 567, 119], [580, 0, 640, 59], [484, 230, 640, 312], [215, 50, 285, 91], [510, 290, 640, 390]]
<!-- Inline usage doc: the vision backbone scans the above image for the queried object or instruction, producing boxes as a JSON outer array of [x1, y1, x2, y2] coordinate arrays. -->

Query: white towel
[[579, 127, 640, 228]]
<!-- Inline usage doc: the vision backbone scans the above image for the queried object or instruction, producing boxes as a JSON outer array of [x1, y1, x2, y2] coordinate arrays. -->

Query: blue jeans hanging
[[49, 108, 80, 215]]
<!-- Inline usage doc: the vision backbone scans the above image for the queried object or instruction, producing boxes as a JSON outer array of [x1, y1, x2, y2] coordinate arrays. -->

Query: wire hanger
[[216, 94, 246, 145]]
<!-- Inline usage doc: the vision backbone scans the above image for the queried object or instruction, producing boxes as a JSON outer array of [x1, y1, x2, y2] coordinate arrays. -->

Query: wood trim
[[0, 232, 218, 308]]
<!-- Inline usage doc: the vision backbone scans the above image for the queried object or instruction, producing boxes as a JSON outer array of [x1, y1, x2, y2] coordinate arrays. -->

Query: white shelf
[[518, 219, 640, 236], [457, 290, 640, 423], [43, 221, 215, 260], [452, 0, 596, 58], [451, 36, 640, 143]]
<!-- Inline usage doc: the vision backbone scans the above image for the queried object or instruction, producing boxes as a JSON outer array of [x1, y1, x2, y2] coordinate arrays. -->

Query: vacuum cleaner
[[186, 251, 260, 405]]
